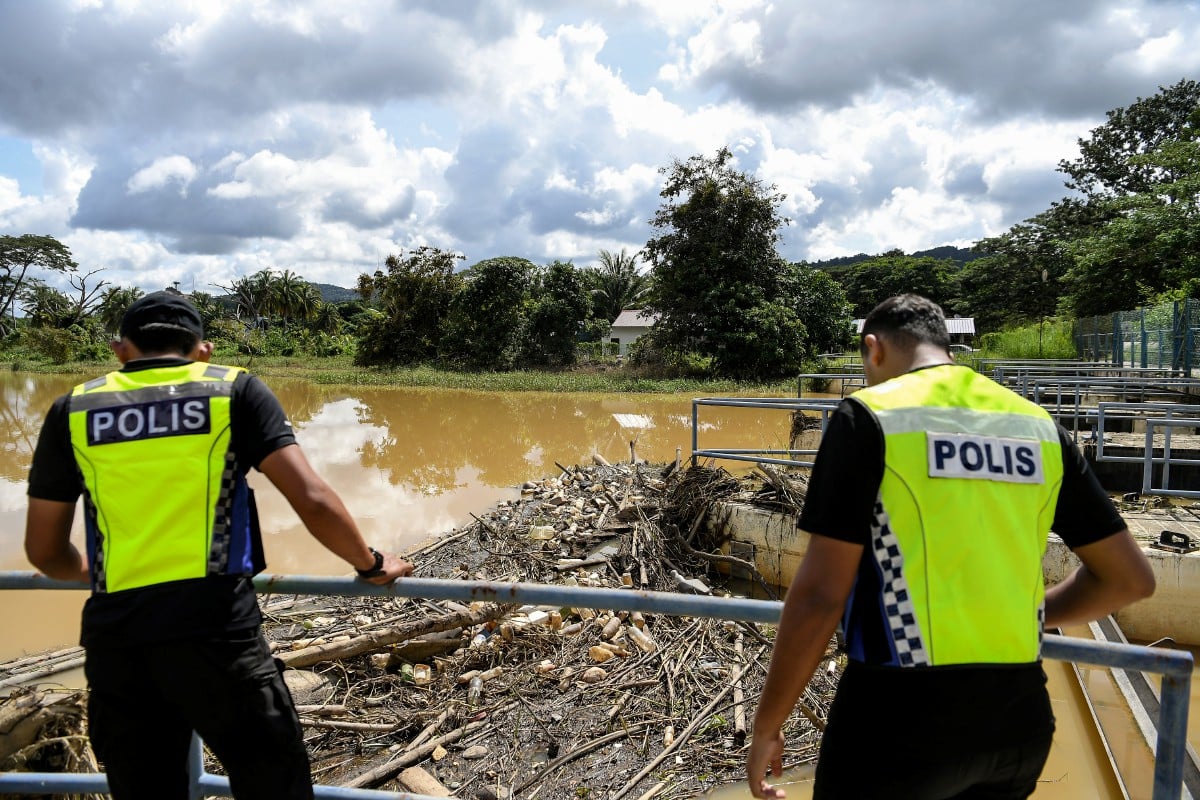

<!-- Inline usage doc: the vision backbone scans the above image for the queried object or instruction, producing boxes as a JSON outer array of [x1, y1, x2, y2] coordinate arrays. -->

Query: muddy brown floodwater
[[0, 371, 802, 662]]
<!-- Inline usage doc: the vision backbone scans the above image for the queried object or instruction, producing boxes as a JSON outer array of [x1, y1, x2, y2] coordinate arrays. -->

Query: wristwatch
[[356, 547, 386, 578]]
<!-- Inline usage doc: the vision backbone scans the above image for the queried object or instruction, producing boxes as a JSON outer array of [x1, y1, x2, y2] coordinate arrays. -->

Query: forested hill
[[312, 283, 358, 303], [807, 245, 982, 270]]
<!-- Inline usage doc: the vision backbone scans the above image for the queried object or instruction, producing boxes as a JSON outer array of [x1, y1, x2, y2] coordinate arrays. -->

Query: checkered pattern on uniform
[[207, 450, 237, 574], [1037, 603, 1045, 656], [84, 493, 107, 593], [871, 498, 929, 667]]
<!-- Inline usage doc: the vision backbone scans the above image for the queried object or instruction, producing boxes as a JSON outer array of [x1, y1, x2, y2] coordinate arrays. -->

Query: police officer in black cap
[[25, 291, 413, 800]]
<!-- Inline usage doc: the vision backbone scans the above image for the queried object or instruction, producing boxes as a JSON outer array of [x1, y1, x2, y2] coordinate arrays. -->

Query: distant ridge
[[807, 245, 982, 270], [207, 282, 359, 308], [310, 283, 358, 303]]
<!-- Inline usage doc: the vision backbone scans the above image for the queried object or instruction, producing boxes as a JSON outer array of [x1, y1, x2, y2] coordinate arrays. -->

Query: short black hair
[[860, 294, 950, 354], [126, 323, 201, 356]]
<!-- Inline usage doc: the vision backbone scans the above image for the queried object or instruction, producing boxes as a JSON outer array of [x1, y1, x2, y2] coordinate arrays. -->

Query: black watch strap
[[356, 547, 386, 578]]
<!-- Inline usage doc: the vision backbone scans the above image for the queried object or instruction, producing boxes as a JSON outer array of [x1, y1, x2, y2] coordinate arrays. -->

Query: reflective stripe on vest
[[851, 365, 1063, 667], [68, 362, 248, 593]]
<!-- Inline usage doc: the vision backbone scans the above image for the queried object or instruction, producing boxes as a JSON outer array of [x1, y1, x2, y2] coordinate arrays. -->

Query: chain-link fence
[[1074, 298, 1199, 374]]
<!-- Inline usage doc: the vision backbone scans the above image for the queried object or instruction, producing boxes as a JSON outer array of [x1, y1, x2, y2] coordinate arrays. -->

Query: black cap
[[120, 292, 204, 339]]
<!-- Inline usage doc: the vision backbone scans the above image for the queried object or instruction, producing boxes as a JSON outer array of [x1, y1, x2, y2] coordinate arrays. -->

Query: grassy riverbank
[[8, 353, 796, 394]]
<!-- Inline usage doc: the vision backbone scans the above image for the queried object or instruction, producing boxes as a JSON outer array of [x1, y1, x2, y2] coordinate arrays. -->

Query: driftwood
[[342, 718, 492, 788], [610, 645, 768, 800], [0, 687, 98, 790], [0, 462, 837, 799], [397, 766, 451, 796], [0, 647, 87, 690], [280, 603, 509, 668]]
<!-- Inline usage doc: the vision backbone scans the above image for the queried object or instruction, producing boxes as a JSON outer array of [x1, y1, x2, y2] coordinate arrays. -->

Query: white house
[[609, 310, 660, 356]]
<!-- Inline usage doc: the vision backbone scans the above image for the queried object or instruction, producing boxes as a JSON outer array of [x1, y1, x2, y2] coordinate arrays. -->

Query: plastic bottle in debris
[[470, 622, 495, 648], [627, 625, 657, 654], [467, 676, 483, 706]]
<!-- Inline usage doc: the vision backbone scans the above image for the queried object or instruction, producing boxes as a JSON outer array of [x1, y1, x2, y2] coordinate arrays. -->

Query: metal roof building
[[853, 317, 975, 335]]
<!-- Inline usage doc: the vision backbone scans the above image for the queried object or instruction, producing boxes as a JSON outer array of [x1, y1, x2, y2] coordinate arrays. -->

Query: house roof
[[853, 317, 975, 335], [611, 310, 660, 328]]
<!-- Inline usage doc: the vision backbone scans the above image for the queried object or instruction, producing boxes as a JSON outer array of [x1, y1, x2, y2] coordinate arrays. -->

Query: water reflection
[[1, 373, 798, 660]]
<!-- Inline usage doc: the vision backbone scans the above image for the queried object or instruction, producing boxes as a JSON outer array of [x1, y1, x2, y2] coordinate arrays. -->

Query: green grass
[[4, 351, 794, 394], [978, 319, 1078, 360]]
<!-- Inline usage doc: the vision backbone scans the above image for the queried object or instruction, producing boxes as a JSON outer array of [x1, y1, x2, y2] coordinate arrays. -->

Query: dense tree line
[[961, 79, 1200, 324]]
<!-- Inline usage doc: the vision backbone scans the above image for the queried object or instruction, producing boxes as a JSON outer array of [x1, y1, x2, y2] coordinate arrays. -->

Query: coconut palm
[[97, 286, 144, 336], [590, 248, 649, 323]]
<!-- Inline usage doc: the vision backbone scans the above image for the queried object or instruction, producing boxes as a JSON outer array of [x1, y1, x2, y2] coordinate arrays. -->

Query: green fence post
[[1112, 312, 1122, 366]]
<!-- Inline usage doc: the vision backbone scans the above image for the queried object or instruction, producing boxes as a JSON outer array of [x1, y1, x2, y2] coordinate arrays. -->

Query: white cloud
[[127, 155, 197, 195], [0, 0, 1197, 286]]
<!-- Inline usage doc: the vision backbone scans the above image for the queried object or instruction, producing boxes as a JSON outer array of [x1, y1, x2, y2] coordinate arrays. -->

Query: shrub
[[22, 327, 82, 364]]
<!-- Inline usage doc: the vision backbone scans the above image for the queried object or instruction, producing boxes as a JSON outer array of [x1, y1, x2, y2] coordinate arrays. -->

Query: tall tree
[[959, 207, 1079, 330], [97, 286, 145, 336], [588, 248, 648, 324], [523, 261, 591, 367], [189, 291, 224, 330], [0, 235, 78, 336], [642, 147, 805, 379], [984, 81, 1200, 317], [19, 282, 74, 328], [1060, 79, 1200, 200], [839, 251, 959, 318], [1065, 138, 1200, 314], [788, 265, 854, 355], [439, 257, 535, 370], [355, 247, 464, 366]]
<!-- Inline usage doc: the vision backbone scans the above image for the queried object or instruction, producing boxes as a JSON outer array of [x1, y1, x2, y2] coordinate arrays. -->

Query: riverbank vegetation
[[978, 320, 1078, 361]]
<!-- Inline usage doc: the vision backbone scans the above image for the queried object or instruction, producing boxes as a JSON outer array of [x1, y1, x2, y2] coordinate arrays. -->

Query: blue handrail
[[0, 572, 1193, 799]]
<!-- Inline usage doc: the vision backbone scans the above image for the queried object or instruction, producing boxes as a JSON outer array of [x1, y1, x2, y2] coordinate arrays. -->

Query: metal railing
[[690, 397, 841, 468], [0, 573, 1193, 799], [1140, 417, 1200, 499]]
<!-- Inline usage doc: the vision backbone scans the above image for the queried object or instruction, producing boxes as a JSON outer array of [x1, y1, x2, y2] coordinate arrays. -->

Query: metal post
[[1141, 310, 1148, 369], [690, 400, 699, 467], [1155, 669, 1193, 799], [1114, 312, 1123, 366], [188, 734, 206, 800]]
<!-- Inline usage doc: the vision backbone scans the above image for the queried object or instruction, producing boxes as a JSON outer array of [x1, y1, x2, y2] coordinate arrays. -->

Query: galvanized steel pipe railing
[[0, 572, 1193, 800], [690, 396, 840, 469]]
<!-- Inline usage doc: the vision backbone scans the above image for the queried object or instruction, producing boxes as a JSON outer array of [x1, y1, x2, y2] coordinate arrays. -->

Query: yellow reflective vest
[[849, 364, 1063, 667], [68, 362, 262, 594]]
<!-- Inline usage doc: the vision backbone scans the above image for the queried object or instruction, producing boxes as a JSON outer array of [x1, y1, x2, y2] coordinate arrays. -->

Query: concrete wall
[[712, 501, 1200, 645], [609, 325, 652, 356], [1044, 536, 1200, 645]]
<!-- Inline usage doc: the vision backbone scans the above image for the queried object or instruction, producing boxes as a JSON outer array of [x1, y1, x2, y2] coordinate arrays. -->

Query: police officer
[[25, 292, 413, 800], [747, 294, 1154, 799]]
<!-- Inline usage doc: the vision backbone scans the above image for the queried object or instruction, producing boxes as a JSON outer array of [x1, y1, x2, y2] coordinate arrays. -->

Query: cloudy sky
[[1, 0, 1198, 293]]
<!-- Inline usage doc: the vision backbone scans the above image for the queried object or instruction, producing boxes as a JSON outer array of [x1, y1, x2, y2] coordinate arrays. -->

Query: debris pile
[[1, 463, 838, 799], [260, 462, 835, 799]]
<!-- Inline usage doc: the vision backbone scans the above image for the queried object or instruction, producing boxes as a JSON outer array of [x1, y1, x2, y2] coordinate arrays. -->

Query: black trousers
[[85, 630, 313, 800], [812, 662, 1055, 800]]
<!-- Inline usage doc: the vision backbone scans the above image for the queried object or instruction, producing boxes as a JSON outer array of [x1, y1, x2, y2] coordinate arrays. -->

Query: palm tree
[[590, 249, 649, 323], [97, 286, 144, 336], [189, 291, 224, 331], [310, 300, 343, 334], [269, 269, 320, 329]]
